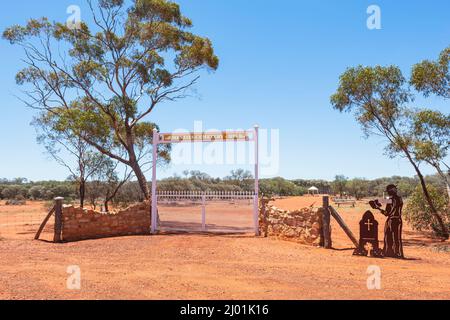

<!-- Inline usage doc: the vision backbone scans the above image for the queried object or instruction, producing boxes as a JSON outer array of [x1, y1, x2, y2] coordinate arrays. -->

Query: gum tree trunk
[[405, 152, 449, 239], [79, 179, 86, 208]]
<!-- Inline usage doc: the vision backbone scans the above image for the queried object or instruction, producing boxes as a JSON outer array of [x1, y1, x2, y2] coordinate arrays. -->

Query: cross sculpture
[[365, 219, 373, 232], [364, 242, 374, 256]]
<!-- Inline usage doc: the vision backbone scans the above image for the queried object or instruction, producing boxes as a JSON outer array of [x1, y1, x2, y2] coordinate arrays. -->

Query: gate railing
[[157, 191, 255, 201]]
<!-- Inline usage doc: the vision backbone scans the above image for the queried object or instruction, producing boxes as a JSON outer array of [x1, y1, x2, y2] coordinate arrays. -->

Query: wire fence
[[0, 202, 55, 241]]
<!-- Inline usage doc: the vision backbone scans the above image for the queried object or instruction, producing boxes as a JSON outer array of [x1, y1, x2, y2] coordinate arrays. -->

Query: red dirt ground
[[0, 198, 449, 300]]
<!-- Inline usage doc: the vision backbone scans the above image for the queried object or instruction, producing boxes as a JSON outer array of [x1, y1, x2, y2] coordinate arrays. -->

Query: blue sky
[[0, 0, 449, 181]]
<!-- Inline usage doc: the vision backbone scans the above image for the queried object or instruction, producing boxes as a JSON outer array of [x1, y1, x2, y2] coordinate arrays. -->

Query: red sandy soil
[[0, 198, 449, 300]]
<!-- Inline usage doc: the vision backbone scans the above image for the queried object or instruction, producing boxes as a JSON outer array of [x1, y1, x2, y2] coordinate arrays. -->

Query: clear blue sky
[[0, 0, 449, 181]]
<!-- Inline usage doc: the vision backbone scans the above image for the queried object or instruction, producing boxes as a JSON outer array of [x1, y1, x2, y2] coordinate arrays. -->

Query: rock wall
[[61, 202, 151, 242], [260, 204, 324, 246]]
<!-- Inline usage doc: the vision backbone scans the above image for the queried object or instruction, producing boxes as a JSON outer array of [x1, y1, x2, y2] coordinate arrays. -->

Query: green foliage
[[331, 175, 348, 196], [224, 169, 254, 191], [409, 109, 450, 165], [1, 185, 28, 200], [411, 46, 450, 99], [158, 170, 247, 192], [28, 186, 45, 200], [0, 180, 78, 201], [405, 185, 449, 236], [260, 178, 306, 197], [346, 178, 369, 200], [330, 65, 411, 136], [292, 179, 331, 194]]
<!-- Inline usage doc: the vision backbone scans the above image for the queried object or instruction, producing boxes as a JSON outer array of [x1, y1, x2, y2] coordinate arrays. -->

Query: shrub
[[1, 185, 27, 200], [405, 185, 449, 237], [28, 186, 44, 200], [15, 194, 26, 201]]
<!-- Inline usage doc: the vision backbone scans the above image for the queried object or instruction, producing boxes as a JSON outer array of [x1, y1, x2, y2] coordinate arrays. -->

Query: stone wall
[[260, 204, 324, 246], [61, 202, 151, 242]]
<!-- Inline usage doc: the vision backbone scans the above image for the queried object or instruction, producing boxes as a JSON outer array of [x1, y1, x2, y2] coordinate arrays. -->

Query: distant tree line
[[1, 171, 445, 204], [293, 174, 444, 199]]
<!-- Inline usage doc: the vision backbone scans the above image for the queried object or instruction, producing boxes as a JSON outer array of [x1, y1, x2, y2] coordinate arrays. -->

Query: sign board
[[158, 131, 254, 144]]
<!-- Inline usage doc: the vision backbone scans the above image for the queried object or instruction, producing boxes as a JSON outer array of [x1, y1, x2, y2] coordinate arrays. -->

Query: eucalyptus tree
[[331, 175, 348, 197], [3, 0, 219, 199], [347, 178, 369, 200]]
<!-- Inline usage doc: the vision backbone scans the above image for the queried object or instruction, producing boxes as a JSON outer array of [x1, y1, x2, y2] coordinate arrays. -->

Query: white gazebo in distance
[[308, 186, 319, 196]]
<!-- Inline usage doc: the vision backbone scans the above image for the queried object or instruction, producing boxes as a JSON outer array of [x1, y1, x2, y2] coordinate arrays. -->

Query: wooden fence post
[[54, 197, 64, 243], [322, 196, 332, 249]]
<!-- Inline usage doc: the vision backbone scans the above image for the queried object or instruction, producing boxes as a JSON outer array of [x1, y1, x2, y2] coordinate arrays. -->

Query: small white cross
[[365, 219, 374, 231], [364, 242, 374, 256]]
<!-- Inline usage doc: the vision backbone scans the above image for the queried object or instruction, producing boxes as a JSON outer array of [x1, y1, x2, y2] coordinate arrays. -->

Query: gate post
[[54, 197, 64, 243], [151, 128, 159, 234], [202, 193, 206, 232], [254, 125, 260, 236], [322, 196, 332, 249]]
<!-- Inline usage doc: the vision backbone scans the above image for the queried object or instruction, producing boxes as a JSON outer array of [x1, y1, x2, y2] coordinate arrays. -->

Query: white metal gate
[[156, 191, 256, 234]]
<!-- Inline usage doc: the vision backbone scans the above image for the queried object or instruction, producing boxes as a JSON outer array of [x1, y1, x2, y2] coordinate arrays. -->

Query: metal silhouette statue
[[369, 184, 405, 259]]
